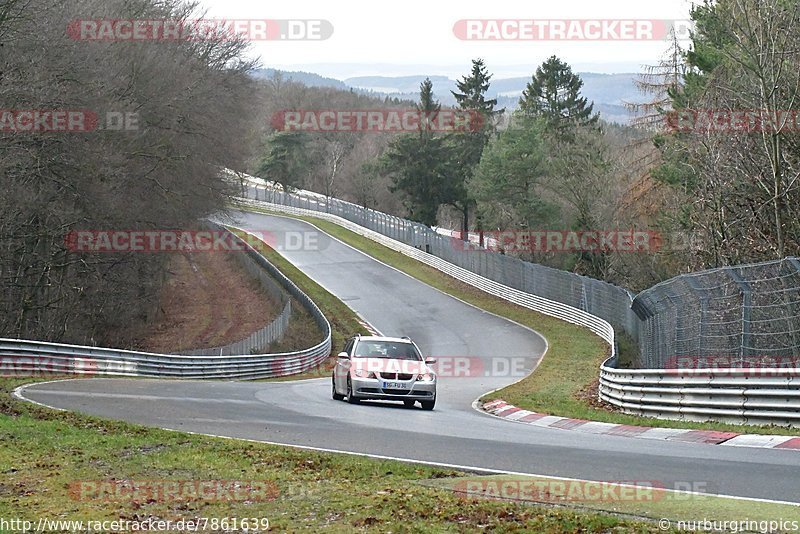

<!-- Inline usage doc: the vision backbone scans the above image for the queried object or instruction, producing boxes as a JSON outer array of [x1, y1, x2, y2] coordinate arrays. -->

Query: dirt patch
[[575, 376, 615, 411], [133, 252, 278, 352]]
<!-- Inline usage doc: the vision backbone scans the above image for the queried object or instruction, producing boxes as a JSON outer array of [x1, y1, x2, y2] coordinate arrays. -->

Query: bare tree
[[680, 0, 800, 265], [0, 0, 259, 345]]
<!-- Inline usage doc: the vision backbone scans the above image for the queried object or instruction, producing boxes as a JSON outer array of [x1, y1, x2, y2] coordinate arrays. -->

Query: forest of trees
[[0, 0, 258, 344], [253, 0, 800, 292], [253, 74, 413, 215], [652, 0, 800, 268], [4, 0, 798, 344], [253, 58, 646, 284]]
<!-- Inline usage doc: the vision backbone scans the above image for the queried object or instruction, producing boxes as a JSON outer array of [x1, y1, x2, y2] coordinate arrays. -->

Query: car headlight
[[416, 373, 435, 382], [353, 369, 376, 378]]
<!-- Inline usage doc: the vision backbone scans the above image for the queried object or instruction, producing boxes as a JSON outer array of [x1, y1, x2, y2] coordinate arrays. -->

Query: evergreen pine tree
[[519, 55, 599, 137], [446, 59, 504, 234]]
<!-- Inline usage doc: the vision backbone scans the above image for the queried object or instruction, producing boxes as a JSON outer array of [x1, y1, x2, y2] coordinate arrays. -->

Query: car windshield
[[353, 341, 422, 360]]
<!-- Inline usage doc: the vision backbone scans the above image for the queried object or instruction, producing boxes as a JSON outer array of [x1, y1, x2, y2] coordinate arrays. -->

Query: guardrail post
[[684, 275, 708, 361], [580, 281, 589, 312], [724, 267, 752, 365]]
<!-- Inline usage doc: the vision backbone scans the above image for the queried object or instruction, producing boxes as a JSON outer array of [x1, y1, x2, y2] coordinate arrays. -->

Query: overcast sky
[[199, 0, 696, 79]]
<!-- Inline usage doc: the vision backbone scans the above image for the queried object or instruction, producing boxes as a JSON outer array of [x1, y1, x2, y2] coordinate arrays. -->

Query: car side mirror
[[337, 352, 350, 359], [425, 357, 437, 365]]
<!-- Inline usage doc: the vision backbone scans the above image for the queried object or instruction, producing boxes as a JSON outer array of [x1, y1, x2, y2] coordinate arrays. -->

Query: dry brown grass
[[133, 252, 278, 352]]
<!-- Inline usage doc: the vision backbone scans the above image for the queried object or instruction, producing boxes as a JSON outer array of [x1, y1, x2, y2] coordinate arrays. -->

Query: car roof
[[354, 335, 414, 344]]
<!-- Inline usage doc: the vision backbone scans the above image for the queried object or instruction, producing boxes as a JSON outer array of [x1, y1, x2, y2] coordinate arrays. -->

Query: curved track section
[[20, 211, 800, 504]]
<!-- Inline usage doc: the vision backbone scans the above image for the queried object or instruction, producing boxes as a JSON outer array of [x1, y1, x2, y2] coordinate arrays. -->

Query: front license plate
[[383, 382, 408, 389]]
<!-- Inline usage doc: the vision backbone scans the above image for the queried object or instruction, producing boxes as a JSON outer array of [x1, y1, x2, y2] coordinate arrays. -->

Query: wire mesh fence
[[631, 257, 800, 368], [244, 181, 800, 370]]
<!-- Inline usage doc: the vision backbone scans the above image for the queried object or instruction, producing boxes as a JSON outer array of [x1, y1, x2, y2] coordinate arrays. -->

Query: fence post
[[724, 267, 752, 365], [684, 275, 708, 361]]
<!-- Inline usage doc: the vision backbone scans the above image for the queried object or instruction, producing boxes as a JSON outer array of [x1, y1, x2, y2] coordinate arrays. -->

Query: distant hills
[[252, 68, 646, 124], [252, 68, 349, 89]]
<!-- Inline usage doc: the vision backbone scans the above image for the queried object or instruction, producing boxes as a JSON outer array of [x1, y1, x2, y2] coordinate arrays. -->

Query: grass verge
[[132, 252, 279, 353], [238, 204, 800, 436], [424, 474, 800, 528], [1, 378, 660, 532]]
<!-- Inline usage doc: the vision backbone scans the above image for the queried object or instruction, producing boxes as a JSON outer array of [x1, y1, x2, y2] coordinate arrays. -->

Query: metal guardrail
[[237, 180, 800, 426], [0, 225, 332, 380], [599, 358, 800, 425]]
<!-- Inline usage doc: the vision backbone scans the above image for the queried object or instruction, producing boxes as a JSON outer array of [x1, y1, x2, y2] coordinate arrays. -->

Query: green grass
[[0, 378, 661, 532], [238, 204, 800, 436], [425, 474, 800, 527]]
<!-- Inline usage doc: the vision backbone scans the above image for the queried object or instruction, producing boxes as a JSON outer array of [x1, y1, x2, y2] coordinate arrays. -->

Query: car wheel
[[421, 399, 435, 411], [403, 400, 415, 408], [332, 376, 344, 401], [347, 377, 360, 404]]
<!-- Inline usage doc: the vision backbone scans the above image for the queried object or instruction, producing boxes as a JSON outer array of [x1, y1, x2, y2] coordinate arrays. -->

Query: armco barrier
[[599, 358, 800, 425], [236, 178, 800, 427], [0, 226, 331, 380]]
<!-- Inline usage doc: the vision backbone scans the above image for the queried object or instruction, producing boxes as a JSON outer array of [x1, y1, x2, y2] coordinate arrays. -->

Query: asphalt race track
[[20, 211, 800, 504]]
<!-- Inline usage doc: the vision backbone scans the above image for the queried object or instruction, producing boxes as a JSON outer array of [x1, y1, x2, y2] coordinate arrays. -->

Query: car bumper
[[351, 377, 436, 400]]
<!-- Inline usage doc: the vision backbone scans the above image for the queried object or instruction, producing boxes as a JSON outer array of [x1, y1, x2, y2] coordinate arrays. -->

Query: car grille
[[381, 388, 411, 395], [379, 372, 414, 380]]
